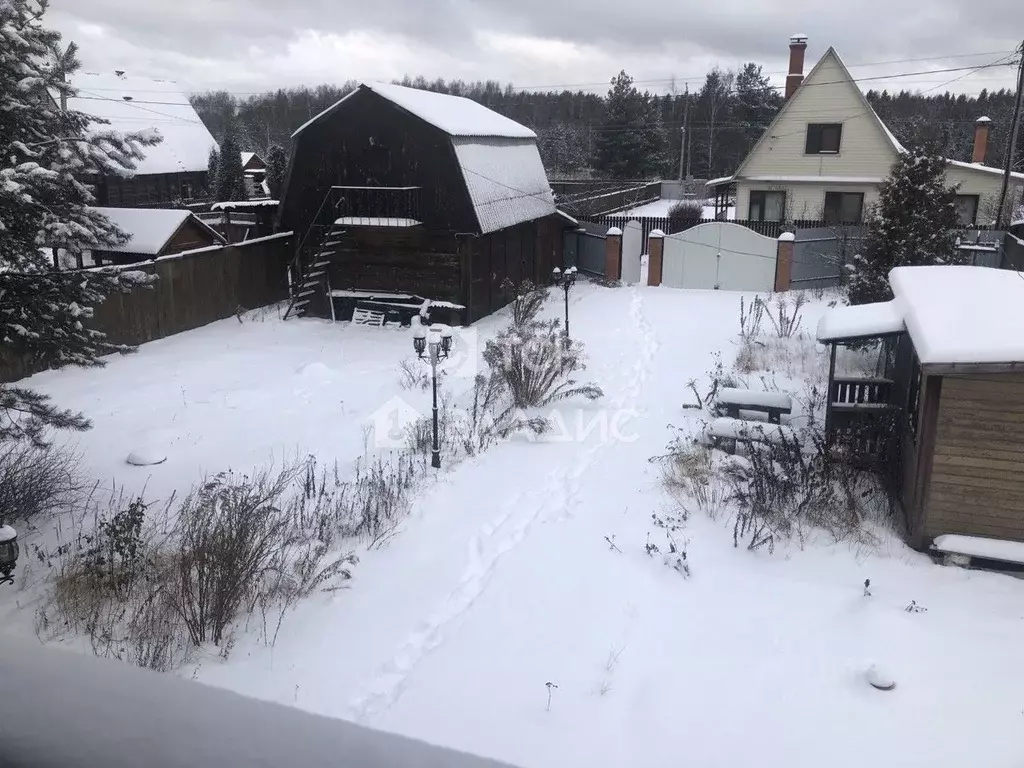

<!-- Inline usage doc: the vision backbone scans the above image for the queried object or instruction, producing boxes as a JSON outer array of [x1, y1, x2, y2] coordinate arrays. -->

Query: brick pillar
[[775, 232, 795, 292], [647, 229, 664, 286], [605, 227, 622, 280]]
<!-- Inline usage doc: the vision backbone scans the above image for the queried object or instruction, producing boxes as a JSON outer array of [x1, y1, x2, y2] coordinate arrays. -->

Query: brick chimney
[[786, 34, 808, 99], [972, 116, 991, 164]]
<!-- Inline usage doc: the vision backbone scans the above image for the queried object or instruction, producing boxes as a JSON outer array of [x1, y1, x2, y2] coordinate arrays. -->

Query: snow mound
[[866, 664, 895, 691], [296, 362, 337, 382], [126, 450, 167, 467], [0, 525, 17, 543]]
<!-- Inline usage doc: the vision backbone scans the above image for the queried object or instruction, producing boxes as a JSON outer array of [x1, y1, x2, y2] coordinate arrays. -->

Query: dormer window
[[806, 123, 842, 154]]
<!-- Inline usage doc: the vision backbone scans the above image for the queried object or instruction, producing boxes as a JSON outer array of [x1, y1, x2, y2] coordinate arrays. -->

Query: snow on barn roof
[[91, 207, 223, 255], [63, 72, 218, 175], [292, 82, 536, 139], [889, 266, 1024, 365], [453, 138, 555, 234]]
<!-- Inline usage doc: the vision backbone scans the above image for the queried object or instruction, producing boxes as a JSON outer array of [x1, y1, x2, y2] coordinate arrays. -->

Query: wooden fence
[[1, 233, 293, 382]]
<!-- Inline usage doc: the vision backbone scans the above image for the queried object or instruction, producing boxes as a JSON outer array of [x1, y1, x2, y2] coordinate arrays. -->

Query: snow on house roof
[[889, 266, 1024, 365], [241, 152, 261, 166], [452, 137, 556, 234], [816, 299, 906, 342], [91, 207, 223, 255], [63, 72, 218, 175], [293, 82, 536, 139], [945, 159, 1024, 182]]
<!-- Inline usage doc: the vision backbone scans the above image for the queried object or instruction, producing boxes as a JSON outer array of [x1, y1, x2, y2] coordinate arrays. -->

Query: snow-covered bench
[[717, 387, 793, 424], [930, 534, 1024, 569], [706, 417, 797, 453]]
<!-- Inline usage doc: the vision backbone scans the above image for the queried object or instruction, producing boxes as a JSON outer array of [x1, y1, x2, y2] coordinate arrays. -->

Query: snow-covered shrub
[[666, 200, 704, 234], [485, 279, 603, 409], [0, 441, 89, 524], [720, 425, 877, 552], [173, 463, 355, 646], [460, 372, 550, 455], [398, 357, 447, 391], [659, 438, 727, 520]]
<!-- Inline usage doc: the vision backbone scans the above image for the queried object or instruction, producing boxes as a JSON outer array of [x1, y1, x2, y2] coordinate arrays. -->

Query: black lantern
[[551, 266, 578, 345], [413, 323, 453, 469], [0, 525, 19, 585]]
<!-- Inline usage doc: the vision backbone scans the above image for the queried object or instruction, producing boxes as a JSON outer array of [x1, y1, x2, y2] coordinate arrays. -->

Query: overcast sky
[[50, 0, 1021, 98]]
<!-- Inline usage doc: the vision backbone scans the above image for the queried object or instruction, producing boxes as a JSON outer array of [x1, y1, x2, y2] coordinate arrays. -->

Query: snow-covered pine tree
[[207, 146, 220, 197], [265, 144, 287, 199], [845, 143, 962, 305], [214, 118, 247, 202], [0, 0, 161, 444]]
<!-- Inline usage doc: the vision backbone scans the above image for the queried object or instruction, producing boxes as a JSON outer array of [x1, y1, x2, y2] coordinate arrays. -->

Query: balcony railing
[[830, 376, 894, 409], [330, 185, 422, 228]]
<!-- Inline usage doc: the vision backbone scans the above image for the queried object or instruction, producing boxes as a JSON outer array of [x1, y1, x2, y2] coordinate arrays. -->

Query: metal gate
[[563, 226, 607, 277]]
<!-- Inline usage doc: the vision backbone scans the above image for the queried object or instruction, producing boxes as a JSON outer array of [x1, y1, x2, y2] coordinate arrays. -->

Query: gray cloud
[[50, 0, 1022, 94]]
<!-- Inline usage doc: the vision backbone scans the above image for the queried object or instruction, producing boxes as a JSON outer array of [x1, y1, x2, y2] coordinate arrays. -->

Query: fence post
[[647, 229, 664, 286], [606, 226, 623, 280], [775, 232, 795, 292]]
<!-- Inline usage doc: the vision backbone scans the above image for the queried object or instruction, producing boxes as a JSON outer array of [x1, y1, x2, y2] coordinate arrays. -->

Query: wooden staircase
[[283, 190, 347, 321]]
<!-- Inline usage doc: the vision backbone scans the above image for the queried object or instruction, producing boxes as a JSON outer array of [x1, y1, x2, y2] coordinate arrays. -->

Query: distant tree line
[[190, 70, 1022, 183]]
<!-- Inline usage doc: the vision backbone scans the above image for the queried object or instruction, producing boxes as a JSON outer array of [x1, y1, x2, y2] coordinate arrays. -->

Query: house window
[[806, 123, 843, 154], [823, 192, 864, 224], [907, 358, 922, 441], [748, 190, 787, 222], [180, 181, 194, 200], [954, 194, 979, 226]]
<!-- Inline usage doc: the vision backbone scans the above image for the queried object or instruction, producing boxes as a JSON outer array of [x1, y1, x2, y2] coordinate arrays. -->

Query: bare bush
[[667, 200, 704, 234], [721, 426, 877, 552], [738, 296, 765, 341], [398, 357, 446, 391], [660, 438, 727, 520], [0, 442, 90, 524], [764, 293, 807, 338], [485, 279, 603, 409]]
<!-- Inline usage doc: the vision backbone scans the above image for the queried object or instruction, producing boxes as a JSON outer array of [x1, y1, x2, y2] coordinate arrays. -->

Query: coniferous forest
[[191, 66, 1022, 182]]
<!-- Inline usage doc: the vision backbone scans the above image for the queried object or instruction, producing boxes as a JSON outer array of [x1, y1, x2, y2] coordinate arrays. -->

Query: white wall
[[661, 222, 777, 291]]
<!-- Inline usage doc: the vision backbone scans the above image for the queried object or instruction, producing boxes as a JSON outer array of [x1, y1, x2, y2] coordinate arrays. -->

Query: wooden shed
[[87, 207, 225, 266], [817, 266, 1024, 550], [277, 82, 574, 324]]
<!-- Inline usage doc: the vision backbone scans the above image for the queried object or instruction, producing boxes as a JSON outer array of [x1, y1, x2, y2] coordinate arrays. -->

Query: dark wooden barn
[[277, 82, 575, 324], [817, 265, 1024, 557], [64, 71, 219, 208]]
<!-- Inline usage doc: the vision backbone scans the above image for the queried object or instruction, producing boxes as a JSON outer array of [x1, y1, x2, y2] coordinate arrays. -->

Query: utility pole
[[996, 39, 1024, 230], [684, 84, 692, 180], [678, 84, 689, 181]]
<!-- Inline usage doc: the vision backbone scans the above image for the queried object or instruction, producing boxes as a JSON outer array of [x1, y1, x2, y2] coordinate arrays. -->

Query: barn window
[[906, 358, 922, 441]]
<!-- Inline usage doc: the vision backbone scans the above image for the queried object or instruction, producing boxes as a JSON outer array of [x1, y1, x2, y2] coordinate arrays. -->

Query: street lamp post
[[413, 323, 453, 469], [551, 266, 577, 346]]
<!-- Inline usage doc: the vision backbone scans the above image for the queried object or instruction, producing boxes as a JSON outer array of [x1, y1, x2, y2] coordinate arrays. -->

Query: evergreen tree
[[592, 71, 665, 179], [846, 142, 962, 305], [207, 146, 220, 197], [0, 0, 160, 444], [265, 144, 288, 199], [213, 117, 246, 202]]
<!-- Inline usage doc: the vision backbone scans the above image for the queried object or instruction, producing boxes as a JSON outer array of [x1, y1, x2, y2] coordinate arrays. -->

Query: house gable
[[736, 48, 901, 182]]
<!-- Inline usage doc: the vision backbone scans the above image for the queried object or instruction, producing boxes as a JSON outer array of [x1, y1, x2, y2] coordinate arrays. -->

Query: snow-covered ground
[[611, 197, 736, 220], [4, 284, 1024, 768]]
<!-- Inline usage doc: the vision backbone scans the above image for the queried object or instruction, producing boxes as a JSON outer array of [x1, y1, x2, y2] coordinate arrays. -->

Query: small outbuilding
[[818, 266, 1024, 549], [89, 207, 225, 265], [278, 82, 575, 323]]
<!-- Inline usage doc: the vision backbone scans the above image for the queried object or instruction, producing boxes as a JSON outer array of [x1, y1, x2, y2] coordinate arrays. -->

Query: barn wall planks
[[1, 235, 291, 383]]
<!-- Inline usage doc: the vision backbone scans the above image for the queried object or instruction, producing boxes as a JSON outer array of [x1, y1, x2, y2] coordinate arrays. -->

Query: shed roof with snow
[[283, 82, 555, 236], [63, 72, 218, 176], [91, 207, 224, 256], [818, 266, 1024, 366]]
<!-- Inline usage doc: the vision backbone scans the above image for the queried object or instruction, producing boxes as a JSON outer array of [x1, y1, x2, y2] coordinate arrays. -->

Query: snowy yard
[[4, 283, 1024, 768], [612, 197, 736, 220]]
